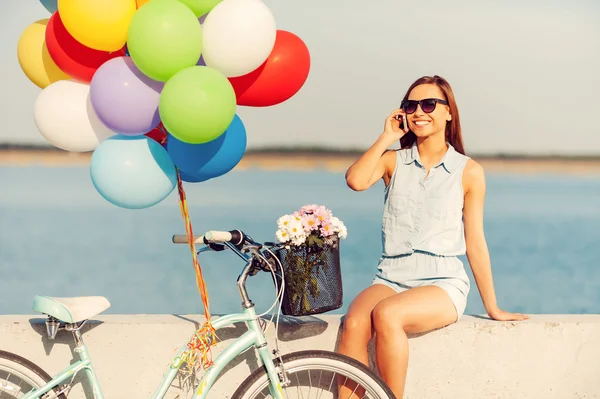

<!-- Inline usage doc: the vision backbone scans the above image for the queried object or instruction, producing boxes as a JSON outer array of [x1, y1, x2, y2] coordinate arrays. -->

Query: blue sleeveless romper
[[371, 143, 471, 320]]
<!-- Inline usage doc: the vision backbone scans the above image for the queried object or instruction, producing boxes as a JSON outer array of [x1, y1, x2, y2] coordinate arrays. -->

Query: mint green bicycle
[[0, 229, 395, 398]]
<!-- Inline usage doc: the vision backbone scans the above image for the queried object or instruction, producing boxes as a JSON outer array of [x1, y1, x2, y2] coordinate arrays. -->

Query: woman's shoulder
[[462, 158, 486, 192], [464, 158, 484, 176]]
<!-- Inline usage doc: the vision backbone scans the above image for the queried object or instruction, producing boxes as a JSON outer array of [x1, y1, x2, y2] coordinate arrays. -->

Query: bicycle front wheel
[[0, 350, 66, 398], [232, 350, 395, 399]]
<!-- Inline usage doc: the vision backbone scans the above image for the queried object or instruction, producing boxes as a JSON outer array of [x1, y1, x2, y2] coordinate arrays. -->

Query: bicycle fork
[[248, 316, 288, 399], [256, 344, 287, 399], [272, 349, 291, 388]]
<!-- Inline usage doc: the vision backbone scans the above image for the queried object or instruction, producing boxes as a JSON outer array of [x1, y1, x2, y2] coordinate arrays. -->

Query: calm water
[[1, 165, 600, 317]]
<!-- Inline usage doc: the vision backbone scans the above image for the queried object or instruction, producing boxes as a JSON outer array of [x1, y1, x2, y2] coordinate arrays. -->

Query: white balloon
[[202, 0, 276, 78], [33, 80, 116, 152]]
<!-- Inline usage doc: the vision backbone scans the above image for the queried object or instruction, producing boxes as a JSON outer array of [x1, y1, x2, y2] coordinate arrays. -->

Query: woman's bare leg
[[371, 285, 458, 398], [337, 284, 396, 398]]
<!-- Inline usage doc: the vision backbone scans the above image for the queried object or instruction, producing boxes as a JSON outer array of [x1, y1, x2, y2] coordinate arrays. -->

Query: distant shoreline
[[2, 143, 600, 160], [2, 147, 600, 174]]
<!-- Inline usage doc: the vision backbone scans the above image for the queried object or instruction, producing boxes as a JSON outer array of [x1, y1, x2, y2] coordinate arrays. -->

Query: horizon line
[[2, 143, 600, 161]]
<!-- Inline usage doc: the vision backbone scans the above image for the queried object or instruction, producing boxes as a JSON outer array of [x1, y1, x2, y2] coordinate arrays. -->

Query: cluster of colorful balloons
[[17, 0, 311, 209]]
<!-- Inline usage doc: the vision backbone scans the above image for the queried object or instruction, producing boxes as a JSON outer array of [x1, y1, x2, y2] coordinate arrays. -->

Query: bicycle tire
[[231, 349, 396, 399], [0, 350, 67, 398]]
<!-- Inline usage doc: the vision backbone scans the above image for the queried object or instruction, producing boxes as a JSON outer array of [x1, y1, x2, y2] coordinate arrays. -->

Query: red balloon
[[45, 12, 126, 83], [228, 30, 310, 107], [145, 122, 168, 146]]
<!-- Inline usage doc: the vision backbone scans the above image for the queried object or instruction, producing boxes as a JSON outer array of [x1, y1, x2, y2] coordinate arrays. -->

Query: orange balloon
[[136, 0, 151, 7]]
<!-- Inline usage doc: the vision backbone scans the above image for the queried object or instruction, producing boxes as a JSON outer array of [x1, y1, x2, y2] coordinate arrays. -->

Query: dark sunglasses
[[401, 98, 448, 114]]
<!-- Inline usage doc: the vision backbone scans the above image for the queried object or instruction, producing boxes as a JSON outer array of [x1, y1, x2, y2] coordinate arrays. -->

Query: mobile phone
[[395, 114, 408, 132]]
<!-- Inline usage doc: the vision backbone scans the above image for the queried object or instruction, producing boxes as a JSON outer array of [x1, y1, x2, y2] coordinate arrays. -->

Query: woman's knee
[[341, 313, 372, 340], [372, 301, 404, 334]]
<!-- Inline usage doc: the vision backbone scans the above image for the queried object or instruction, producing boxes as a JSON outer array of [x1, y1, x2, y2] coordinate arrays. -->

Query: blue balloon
[[40, 0, 57, 13], [90, 135, 177, 209], [178, 169, 210, 183], [166, 114, 247, 180]]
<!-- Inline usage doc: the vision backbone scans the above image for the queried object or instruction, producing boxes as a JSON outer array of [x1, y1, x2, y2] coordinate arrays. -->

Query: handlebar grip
[[204, 230, 233, 243], [172, 230, 245, 248], [172, 235, 205, 244]]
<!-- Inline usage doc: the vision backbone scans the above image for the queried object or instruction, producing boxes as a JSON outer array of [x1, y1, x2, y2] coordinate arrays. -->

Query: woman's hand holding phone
[[382, 109, 408, 143]]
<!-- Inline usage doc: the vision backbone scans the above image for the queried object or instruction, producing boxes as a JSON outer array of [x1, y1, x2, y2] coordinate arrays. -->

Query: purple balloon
[[90, 56, 164, 135]]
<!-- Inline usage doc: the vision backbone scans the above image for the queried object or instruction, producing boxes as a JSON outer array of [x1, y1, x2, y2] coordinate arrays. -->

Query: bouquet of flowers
[[275, 204, 348, 247], [272, 204, 347, 316]]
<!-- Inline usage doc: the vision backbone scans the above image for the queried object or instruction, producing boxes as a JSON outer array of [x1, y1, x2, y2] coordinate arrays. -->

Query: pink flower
[[320, 221, 334, 237], [314, 206, 332, 223], [302, 214, 319, 232], [299, 204, 319, 215]]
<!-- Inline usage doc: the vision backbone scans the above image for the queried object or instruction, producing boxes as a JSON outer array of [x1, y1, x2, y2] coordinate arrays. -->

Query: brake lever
[[207, 242, 227, 251], [196, 246, 211, 254], [243, 234, 262, 248], [196, 243, 226, 255]]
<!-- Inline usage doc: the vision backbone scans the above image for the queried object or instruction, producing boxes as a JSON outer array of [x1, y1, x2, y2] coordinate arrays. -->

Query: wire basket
[[269, 235, 343, 317]]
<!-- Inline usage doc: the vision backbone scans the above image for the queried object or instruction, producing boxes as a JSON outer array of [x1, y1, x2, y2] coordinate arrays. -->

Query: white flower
[[330, 216, 348, 239], [288, 219, 305, 238], [277, 214, 295, 230], [337, 223, 348, 239], [275, 229, 290, 243], [276, 215, 306, 244]]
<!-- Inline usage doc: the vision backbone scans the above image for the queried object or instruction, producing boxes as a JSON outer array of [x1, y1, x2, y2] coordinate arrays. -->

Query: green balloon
[[159, 66, 237, 144], [127, 0, 202, 82], [178, 0, 221, 18]]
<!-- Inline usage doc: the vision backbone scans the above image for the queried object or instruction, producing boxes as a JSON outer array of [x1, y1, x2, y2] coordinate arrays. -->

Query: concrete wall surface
[[1, 314, 599, 398]]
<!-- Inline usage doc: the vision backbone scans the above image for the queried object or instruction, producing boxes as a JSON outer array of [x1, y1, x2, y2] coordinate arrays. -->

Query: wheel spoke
[[233, 351, 394, 399], [0, 352, 64, 399]]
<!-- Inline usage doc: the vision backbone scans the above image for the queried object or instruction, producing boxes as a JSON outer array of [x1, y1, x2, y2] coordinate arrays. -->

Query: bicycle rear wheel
[[0, 350, 66, 398], [232, 350, 395, 399]]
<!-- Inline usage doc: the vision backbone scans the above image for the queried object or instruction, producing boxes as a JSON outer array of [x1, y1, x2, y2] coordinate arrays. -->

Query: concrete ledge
[[1, 314, 599, 398]]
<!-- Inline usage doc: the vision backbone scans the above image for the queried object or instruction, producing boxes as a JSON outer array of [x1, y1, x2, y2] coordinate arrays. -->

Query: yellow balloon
[[17, 19, 70, 89], [58, 0, 137, 52]]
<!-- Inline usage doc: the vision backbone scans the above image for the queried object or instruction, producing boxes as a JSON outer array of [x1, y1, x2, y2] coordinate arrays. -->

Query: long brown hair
[[399, 75, 465, 155]]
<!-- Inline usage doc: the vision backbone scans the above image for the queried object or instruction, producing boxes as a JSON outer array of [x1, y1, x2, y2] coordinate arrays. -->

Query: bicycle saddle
[[32, 295, 111, 323]]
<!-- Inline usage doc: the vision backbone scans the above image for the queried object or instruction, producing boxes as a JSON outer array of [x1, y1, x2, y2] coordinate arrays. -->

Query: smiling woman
[[340, 75, 529, 398], [398, 77, 464, 156]]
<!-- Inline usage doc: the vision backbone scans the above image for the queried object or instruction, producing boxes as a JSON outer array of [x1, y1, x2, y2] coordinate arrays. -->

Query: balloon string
[[176, 170, 217, 371], [157, 122, 168, 146]]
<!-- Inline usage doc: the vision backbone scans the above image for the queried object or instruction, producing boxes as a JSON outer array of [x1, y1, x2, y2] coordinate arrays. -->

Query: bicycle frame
[[187, 306, 285, 399], [21, 305, 284, 399], [23, 237, 286, 399]]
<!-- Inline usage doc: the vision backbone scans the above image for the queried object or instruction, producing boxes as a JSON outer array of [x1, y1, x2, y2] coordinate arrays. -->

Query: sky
[[1, 0, 599, 155]]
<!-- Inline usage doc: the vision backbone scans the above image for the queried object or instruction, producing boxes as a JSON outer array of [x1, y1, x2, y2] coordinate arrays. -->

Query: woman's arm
[[346, 109, 407, 191], [463, 159, 529, 321], [345, 136, 396, 191]]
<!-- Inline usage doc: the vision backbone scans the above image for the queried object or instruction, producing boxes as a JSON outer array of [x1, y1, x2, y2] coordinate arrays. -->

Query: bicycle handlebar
[[173, 229, 284, 309], [172, 235, 205, 244], [172, 230, 249, 247]]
